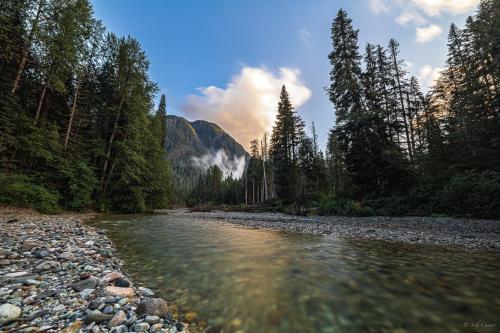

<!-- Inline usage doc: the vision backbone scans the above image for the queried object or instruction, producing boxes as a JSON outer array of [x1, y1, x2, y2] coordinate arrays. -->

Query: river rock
[[135, 322, 150, 332], [59, 252, 77, 261], [61, 320, 83, 333], [136, 298, 169, 317], [0, 259, 10, 266], [109, 325, 127, 333], [113, 278, 130, 287], [33, 249, 49, 258], [80, 288, 95, 299], [0, 303, 21, 324], [71, 277, 98, 291], [145, 315, 161, 324], [108, 310, 126, 327], [83, 312, 113, 324], [102, 272, 122, 283], [138, 286, 155, 297], [105, 286, 134, 297], [35, 260, 60, 271], [20, 240, 36, 252]]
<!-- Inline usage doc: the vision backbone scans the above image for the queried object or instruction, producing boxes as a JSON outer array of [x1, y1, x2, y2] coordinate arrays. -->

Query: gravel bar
[[160, 209, 500, 250], [0, 207, 189, 333]]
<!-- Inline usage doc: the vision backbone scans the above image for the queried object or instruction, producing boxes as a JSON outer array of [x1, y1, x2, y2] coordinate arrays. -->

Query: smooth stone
[[138, 287, 155, 297], [20, 240, 36, 252], [136, 298, 169, 317], [35, 261, 60, 271], [59, 252, 76, 261], [4, 271, 29, 278], [109, 325, 127, 333], [80, 288, 95, 299], [108, 310, 126, 328], [105, 286, 134, 298], [71, 278, 97, 292], [145, 315, 160, 324], [0, 303, 22, 324], [24, 279, 41, 286], [83, 312, 113, 324], [98, 249, 112, 257], [53, 304, 66, 312], [35, 289, 59, 300], [117, 298, 129, 306], [113, 278, 130, 288], [135, 322, 150, 332], [102, 272, 122, 283], [0, 259, 10, 266], [102, 305, 114, 315], [151, 323, 163, 331], [33, 250, 49, 259]]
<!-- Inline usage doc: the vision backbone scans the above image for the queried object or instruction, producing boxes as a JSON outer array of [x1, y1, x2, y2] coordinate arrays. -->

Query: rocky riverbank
[[0, 207, 189, 333], [162, 209, 500, 249]]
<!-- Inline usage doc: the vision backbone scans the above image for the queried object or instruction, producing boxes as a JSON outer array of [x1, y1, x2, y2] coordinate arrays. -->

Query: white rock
[[0, 303, 21, 324], [4, 271, 29, 278]]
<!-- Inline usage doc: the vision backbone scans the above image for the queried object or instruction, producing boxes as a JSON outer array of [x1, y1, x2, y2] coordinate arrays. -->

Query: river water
[[92, 214, 499, 333]]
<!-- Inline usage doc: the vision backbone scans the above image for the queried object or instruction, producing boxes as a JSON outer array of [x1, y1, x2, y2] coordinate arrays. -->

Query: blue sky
[[91, 0, 480, 150]]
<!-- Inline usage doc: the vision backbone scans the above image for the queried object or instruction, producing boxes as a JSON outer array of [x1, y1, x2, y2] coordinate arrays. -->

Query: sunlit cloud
[[416, 24, 443, 43], [411, 0, 480, 16], [181, 66, 311, 149], [369, 0, 389, 14], [418, 65, 442, 91]]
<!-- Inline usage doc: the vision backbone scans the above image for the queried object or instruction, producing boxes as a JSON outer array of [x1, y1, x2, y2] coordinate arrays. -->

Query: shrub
[[438, 170, 500, 218], [318, 195, 375, 217], [61, 161, 97, 211], [0, 173, 60, 213]]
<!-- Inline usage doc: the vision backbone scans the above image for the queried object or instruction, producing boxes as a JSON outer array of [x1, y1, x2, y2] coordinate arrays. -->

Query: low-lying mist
[[191, 149, 246, 179]]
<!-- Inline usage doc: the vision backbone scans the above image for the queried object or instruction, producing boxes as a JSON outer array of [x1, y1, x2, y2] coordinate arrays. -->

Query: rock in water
[[136, 298, 169, 317], [0, 303, 21, 325], [138, 287, 155, 297], [113, 278, 130, 287]]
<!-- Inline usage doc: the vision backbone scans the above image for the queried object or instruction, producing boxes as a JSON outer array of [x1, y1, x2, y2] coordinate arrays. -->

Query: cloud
[[191, 150, 246, 179], [369, 0, 479, 26], [418, 65, 442, 91], [369, 0, 390, 14], [298, 29, 312, 48], [415, 24, 443, 43], [411, 0, 480, 16], [181, 66, 311, 150]]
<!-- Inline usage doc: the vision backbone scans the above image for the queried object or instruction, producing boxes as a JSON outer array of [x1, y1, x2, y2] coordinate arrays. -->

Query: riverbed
[[93, 214, 500, 333]]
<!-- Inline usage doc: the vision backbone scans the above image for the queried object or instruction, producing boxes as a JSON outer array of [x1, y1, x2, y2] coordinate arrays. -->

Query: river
[[92, 214, 500, 333]]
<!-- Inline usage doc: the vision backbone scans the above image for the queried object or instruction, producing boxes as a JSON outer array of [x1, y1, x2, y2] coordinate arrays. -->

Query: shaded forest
[[0, 0, 173, 213]]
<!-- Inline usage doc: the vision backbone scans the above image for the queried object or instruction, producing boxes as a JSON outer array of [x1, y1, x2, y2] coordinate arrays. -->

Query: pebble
[[0, 303, 21, 324], [0, 208, 190, 333]]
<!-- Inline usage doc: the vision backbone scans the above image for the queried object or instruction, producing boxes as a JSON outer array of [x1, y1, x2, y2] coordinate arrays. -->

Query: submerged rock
[[136, 298, 169, 317]]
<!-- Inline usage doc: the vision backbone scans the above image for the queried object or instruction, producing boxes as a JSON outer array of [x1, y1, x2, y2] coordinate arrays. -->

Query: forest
[[1, 0, 499, 218], [0, 0, 173, 213], [190, 0, 500, 218]]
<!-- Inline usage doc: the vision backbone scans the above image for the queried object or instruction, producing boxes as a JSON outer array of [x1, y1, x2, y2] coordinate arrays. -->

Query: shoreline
[[0, 207, 189, 332], [160, 209, 500, 250]]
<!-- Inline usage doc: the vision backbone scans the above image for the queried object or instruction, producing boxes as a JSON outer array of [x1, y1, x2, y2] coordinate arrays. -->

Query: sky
[[91, 0, 480, 150]]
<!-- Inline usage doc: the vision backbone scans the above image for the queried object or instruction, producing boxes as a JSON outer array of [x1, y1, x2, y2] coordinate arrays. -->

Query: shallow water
[[92, 214, 500, 333]]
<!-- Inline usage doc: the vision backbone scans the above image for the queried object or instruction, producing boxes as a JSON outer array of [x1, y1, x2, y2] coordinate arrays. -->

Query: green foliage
[[61, 160, 96, 211], [318, 195, 375, 217], [0, 173, 60, 213], [438, 171, 500, 218]]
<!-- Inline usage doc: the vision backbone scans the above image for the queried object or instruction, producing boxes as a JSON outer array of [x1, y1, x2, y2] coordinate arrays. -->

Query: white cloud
[[181, 66, 311, 150], [396, 11, 427, 26], [411, 0, 480, 16], [416, 24, 443, 43], [418, 65, 442, 91], [298, 29, 312, 48], [369, 0, 390, 14]]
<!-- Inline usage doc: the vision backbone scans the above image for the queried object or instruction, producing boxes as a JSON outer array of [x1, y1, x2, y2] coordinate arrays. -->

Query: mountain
[[165, 115, 248, 195]]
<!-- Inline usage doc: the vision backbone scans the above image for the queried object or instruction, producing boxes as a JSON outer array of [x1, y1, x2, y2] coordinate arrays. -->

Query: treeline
[[207, 0, 499, 218], [0, 0, 173, 213]]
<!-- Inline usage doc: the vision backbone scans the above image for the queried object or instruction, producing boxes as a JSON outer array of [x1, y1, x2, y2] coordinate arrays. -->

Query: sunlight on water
[[93, 215, 500, 333]]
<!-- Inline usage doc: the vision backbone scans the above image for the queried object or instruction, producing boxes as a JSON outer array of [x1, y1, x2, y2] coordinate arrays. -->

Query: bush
[[318, 195, 375, 216], [438, 170, 500, 218], [61, 161, 97, 211], [0, 173, 60, 213]]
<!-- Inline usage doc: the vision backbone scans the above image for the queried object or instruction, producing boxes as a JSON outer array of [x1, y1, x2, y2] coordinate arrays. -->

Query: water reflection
[[93, 215, 500, 333]]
